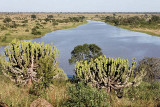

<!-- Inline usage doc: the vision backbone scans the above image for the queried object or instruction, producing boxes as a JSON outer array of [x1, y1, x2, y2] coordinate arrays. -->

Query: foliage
[[69, 44, 103, 64], [136, 57, 160, 83], [151, 15, 160, 22], [25, 29, 29, 32], [64, 82, 109, 107], [1, 40, 65, 88], [124, 81, 160, 102], [31, 15, 36, 19], [104, 15, 160, 29], [31, 27, 41, 35], [53, 22, 58, 26], [3, 17, 12, 23], [47, 15, 54, 19], [75, 56, 146, 93]]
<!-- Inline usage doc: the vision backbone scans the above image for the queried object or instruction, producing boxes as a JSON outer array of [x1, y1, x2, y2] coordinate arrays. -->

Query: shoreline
[[0, 20, 88, 47], [104, 21, 160, 37]]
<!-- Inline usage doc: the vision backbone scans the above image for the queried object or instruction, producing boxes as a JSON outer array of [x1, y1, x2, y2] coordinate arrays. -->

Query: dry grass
[[0, 75, 31, 107], [0, 13, 88, 46]]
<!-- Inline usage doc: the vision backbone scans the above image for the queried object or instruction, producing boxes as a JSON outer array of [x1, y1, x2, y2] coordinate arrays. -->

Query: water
[[1, 20, 160, 75]]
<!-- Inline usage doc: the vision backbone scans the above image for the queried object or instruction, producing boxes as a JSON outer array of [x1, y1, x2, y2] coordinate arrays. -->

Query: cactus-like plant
[[1, 39, 66, 87], [75, 56, 146, 93]]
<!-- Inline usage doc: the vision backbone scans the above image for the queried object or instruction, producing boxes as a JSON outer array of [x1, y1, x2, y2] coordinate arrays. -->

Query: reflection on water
[[0, 21, 160, 75]]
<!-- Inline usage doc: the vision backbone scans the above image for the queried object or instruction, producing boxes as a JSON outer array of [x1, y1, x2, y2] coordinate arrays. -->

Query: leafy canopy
[[69, 44, 103, 64]]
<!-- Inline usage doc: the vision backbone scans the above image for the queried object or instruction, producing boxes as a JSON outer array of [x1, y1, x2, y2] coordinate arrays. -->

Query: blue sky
[[0, 0, 160, 12]]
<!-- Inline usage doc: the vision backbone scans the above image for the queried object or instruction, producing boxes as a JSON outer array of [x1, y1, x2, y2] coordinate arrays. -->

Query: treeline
[[104, 15, 160, 29]]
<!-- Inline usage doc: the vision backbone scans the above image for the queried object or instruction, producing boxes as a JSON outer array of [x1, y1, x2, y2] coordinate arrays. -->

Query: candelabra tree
[[75, 56, 146, 93], [1, 39, 66, 88]]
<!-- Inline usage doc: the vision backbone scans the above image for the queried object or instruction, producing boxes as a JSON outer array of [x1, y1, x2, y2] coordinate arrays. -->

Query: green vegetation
[[75, 56, 145, 93], [65, 82, 109, 107], [1, 40, 67, 89], [103, 14, 160, 36], [0, 13, 87, 46], [0, 13, 160, 106], [3, 17, 12, 23], [0, 41, 160, 106], [69, 44, 103, 64]]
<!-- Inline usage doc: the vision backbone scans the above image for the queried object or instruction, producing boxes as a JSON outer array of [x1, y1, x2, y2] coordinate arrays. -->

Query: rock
[[0, 102, 8, 107], [30, 98, 53, 107]]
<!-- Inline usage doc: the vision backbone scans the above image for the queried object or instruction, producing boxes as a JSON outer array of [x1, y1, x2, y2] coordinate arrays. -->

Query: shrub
[[47, 15, 53, 19], [31, 15, 36, 19], [31, 28, 41, 35], [53, 22, 58, 26], [25, 29, 29, 32], [22, 20, 28, 23], [3, 17, 12, 23], [1, 26, 7, 30], [64, 82, 109, 107], [137, 57, 160, 82], [75, 56, 146, 93], [124, 82, 160, 102]]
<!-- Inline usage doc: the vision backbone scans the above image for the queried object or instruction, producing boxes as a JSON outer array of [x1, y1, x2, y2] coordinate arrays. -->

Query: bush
[[47, 15, 53, 19], [25, 29, 29, 32], [64, 82, 109, 107], [137, 57, 160, 82], [22, 20, 28, 23], [3, 17, 12, 23], [124, 82, 160, 102], [31, 15, 36, 19], [1, 26, 7, 30], [53, 22, 58, 26], [31, 28, 41, 35]]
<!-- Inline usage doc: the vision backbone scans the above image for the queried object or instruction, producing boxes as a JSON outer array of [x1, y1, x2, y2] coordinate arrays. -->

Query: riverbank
[[101, 14, 160, 37], [0, 13, 89, 47], [0, 21, 88, 47], [112, 24, 160, 37]]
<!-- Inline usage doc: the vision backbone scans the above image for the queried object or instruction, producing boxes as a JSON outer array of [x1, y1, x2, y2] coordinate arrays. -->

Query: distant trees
[[31, 26, 41, 35], [31, 15, 36, 19], [3, 17, 12, 23], [150, 15, 160, 22], [47, 15, 53, 19], [69, 44, 103, 64], [104, 15, 160, 30]]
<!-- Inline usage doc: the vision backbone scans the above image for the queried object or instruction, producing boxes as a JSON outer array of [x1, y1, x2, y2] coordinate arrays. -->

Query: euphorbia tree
[[1, 39, 66, 87], [75, 56, 146, 93]]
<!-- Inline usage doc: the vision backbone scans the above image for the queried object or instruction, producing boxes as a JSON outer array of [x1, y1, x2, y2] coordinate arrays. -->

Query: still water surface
[[1, 21, 160, 75]]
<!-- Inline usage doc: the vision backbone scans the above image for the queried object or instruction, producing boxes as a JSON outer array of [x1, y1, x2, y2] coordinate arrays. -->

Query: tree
[[137, 57, 160, 83], [1, 39, 67, 88], [47, 15, 53, 19], [69, 44, 103, 64], [31, 15, 36, 19], [75, 56, 146, 93], [3, 17, 12, 23], [151, 15, 160, 22]]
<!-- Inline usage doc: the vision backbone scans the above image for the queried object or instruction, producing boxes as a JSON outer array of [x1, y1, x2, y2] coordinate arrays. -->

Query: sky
[[0, 0, 160, 12]]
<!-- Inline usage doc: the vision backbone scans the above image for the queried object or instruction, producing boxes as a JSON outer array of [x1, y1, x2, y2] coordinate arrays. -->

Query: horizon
[[1, 0, 160, 12]]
